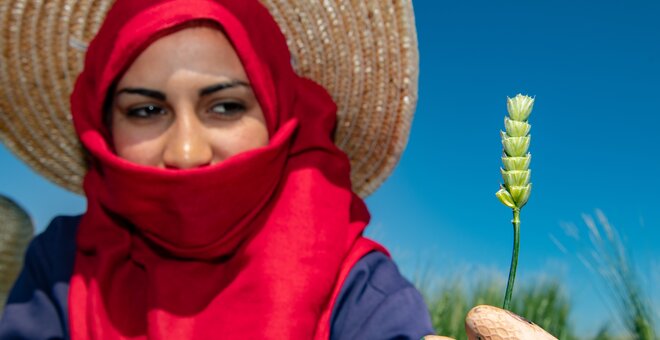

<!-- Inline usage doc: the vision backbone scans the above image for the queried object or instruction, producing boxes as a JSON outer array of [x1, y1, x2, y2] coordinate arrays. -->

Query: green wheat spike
[[497, 93, 535, 310]]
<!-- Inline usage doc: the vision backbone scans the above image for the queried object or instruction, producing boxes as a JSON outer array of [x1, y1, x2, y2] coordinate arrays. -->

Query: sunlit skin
[[111, 26, 269, 169]]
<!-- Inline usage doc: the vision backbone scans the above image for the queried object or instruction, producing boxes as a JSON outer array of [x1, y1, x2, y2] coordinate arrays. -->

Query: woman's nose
[[162, 113, 213, 169]]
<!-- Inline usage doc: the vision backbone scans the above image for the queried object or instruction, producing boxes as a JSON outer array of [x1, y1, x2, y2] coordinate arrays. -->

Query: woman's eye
[[210, 102, 246, 118], [126, 105, 166, 118]]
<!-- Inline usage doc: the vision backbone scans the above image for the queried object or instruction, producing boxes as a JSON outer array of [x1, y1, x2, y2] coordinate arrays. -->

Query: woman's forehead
[[116, 26, 250, 89]]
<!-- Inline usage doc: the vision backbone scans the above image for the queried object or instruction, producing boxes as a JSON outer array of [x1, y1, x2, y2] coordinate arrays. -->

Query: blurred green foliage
[[419, 211, 657, 340], [422, 278, 576, 340]]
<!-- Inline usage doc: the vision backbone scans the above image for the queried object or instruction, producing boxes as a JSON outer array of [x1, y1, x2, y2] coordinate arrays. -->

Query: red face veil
[[68, 0, 386, 338]]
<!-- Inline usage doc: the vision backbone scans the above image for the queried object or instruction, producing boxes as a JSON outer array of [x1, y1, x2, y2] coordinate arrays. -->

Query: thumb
[[465, 305, 557, 340]]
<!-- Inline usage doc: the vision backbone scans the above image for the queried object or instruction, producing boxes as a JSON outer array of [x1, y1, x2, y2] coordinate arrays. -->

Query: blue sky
[[1, 0, 659, 337]]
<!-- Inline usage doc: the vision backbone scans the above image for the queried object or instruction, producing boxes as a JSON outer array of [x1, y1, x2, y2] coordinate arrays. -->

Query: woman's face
[[110, 27, 268, 169]]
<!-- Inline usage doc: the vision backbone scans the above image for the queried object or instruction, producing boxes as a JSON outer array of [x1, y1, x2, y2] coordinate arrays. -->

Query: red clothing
[[68, 0, 386, 338], [0, 215, 435, 339]]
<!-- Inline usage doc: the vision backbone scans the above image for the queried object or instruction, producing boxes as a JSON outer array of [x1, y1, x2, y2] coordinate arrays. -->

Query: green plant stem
[[503, 208, 520, 310]]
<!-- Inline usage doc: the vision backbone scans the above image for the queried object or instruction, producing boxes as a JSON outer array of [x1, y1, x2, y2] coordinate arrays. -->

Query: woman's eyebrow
[[115, 88, 166, 101], [199, 80, 251, 97], [114, 80, 250, 100]]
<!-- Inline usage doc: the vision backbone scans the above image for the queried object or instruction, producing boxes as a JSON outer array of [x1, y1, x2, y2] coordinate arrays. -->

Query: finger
[[465, 305, 558, 340], [422, 336, 455, 340]]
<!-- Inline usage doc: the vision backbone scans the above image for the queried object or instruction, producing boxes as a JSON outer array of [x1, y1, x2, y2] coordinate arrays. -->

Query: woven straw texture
[[0, 195, 34, 313], [0, 0, 419, 197]]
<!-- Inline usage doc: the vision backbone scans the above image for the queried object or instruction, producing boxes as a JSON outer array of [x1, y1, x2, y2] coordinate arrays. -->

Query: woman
[[1, 0, 560, 339], [0, 0, 434, 338]]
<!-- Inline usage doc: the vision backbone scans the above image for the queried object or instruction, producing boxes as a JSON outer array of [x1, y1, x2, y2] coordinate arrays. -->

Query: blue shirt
[[0, 215, 434, 339]]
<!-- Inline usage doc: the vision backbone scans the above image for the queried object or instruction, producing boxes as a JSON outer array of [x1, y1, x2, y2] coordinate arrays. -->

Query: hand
[[423, 305, 558, 340]]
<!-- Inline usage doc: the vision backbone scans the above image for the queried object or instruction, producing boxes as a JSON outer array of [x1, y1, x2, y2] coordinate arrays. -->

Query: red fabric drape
[[68, 0, 386, 338]]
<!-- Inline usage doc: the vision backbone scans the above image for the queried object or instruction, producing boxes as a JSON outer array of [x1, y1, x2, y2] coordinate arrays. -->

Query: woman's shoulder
[[331, 251, 434, 339], [40, 214, 81, 242], [30, 215, 80, 279], [4, 214, 79, 302], [7, 214, 80, 295], [0, 215, 80, 338]]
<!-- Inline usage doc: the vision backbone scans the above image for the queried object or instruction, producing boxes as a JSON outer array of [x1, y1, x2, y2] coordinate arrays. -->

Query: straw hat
[[0, 0, 419, 197]]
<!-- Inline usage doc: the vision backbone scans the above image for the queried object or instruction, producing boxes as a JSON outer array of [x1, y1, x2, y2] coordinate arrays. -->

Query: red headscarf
[[69, 0, 387, 338]]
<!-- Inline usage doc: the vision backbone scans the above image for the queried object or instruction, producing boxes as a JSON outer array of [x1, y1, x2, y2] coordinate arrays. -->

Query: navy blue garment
[[0, 215, 434, 339]]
